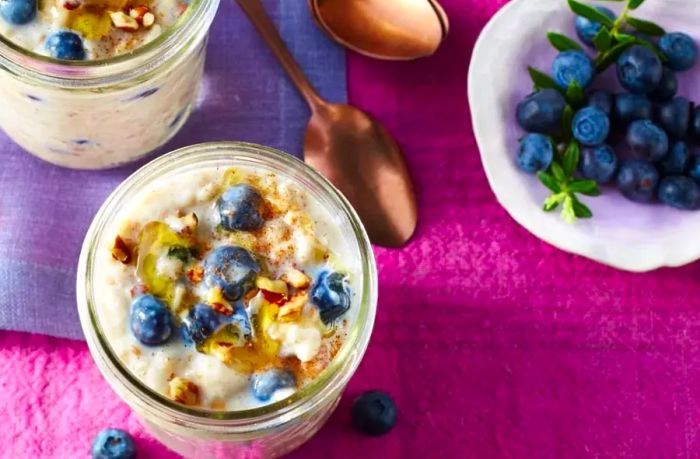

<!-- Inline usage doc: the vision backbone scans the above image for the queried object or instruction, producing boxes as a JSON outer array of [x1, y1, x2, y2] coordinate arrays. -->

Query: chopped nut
[[171, 283, 186, 310], [110, 11, 138, 31], [186, 265, 204, 283], [168, 377, 199, 406], [129, 284, 149, 298], [60, 0, 82, 10], [211, 302, 233, 316], [255, 277, 288, 296], [130, 346, 141, 357], [128, 5, 149, 22], [282, 268, 310, 289], [142, 12, 155, 27], [111, 235, 132, 264], [277, 292, 308, 322], [178, 212, 198, 235]]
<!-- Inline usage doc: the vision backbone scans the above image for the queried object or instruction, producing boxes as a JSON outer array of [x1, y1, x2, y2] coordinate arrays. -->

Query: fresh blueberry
[[552, 50, 594, 90], [574, 6, 615, 45], [657, 96, 691, 139], [617, 45, 663, 94], [659, 32, 698, 71], [251, 369, 295, 402], [91, 428, 136, 459], [572, 106, 609, 146], [689, 155, 700, 183], [0, 0, 35, 24], [658, 176, 700, 210], [217, 184, 265, 232], [516, 133, 553, 173], [580, 145, 618, 184], [130, 295, 173, 346], [587, 90, 613, 116], [659, 141, 690, 176], [616, 160, 659, 202], [203, 246, 260, 302], [45, 31, 86, 60], [310, 271, 352, 325], [627, 120, 668, 162], [614, 93, 652, 125], [351, 391, 397, 437], [649, 67, 678, 102], [515, 89, 566, 134], [181, 304, 222, 345]]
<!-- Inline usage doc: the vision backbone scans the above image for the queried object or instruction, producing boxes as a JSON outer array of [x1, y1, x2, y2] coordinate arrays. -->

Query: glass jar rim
[[76, 142, 378, 430], [0, 0, 218, 86]]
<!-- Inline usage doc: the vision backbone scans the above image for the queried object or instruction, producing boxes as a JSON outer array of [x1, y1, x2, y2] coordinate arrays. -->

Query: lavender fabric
[[0, 0, 346, 339]]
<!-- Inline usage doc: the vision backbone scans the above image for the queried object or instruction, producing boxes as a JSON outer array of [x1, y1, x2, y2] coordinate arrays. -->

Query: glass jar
[[76, 142, 378, 458], [0, 0, 219, 170]]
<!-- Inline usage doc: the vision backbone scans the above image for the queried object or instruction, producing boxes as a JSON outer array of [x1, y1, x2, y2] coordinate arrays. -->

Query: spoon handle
[[235, 0, 324, 109]]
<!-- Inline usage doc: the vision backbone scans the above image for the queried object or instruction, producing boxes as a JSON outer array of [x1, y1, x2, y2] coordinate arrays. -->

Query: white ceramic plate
[[469, 0, 699, 272]]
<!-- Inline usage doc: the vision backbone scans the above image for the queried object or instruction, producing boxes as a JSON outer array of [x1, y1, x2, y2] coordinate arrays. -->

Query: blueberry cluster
[[515, 3, 700, 213]]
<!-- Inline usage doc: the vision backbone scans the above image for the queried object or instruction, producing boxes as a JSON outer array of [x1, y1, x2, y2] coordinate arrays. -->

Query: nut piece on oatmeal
[[282, 268, 310, 289], [111, 235, 132, 264], [168, 377, 200, 406], [110, 11, 139, 32], [255, 277, 288, 296], [278, 292, 308, 322]]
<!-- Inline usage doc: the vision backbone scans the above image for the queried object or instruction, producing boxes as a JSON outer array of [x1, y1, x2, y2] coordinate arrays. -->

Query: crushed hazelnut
[[186, 265, 204, 283], [277, 292, 308, 322], [168, 377, 199, 406], [282, 268, 310, 289], [111, 235, 132, 264], [255, 277, 288, 296], [110, 11, 139, 31]]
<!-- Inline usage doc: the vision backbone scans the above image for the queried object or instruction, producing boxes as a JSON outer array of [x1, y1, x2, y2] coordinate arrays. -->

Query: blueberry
[[657, 96, 691, 139], [91, 429, 135, 459], [310, 271, 352, 325], [552, 50, 594, 90], [616, 160, 659, 202], [129, 295, 173, 346], [659, 141, 690, 176], [251, 369, 296, 402], [689, 155, 700, 183], [627, 120, 668, 162], [587, 90, 613, 116], [351, 391, 397, 437], [574, 6, 615, 45], [658, 176, 700, 210], [614, 93, 652, 124], [516, 133, 553, 173], [0, 0, 35, 24], [45, 31, 86, 60], [659, 32, 697, 72], [217, 184, 265, 232], [203, 246, 260, 302], [572, 106, 609, 146], [181, 304, 222, 345], [580, 145, 618, 184], [649, 67, 678, 102], [515, 89, 566, 134], [617, 45, 663, 94], [692, 106, 700, 141]]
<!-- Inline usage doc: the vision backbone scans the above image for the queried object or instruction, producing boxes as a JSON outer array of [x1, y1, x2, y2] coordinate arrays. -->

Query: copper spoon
[[235, 0, 417, 247], [309, 0, 449, 60]]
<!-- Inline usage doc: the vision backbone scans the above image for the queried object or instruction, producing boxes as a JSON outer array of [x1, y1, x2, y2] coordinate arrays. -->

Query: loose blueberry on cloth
[[0, 0, 346, 339], [351, 391, 397, 437], [91, 428, 136, 459]]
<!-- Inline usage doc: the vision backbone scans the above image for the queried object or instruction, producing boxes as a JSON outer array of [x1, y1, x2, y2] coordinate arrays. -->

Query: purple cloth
[[0, 0, 346, 339]]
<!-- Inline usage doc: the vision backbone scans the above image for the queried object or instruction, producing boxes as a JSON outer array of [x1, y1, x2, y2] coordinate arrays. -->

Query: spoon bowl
[[309, 0, 449, 60]]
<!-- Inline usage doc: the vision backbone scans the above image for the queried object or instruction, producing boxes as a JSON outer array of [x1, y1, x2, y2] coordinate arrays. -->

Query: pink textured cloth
[[5, 0, 700, 457]]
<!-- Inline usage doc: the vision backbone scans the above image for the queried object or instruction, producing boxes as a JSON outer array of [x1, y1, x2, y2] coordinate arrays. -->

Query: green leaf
[[628, 0, 646, 10], [592, 26, 613, 52], [547, 32, 584, 52], [568, 179, 601, 196], [571, 197, 593, 218], [537, 171, 561, 193], [562, 195, 577, 224], [594, 41, 635, 72], [551, 162, 567, 183], [567, 0, 615, 27], [527, 66, 559, 90], [565, 81, 586, 108], [561, 105, 574, 140], [562, 141, 580, 176], [543, 193, 565, 212], [625, 16, 666, 36], [612, 32, 636, 43]]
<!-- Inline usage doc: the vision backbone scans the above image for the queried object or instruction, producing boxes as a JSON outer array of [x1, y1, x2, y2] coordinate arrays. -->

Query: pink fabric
[[5, 0, 700, 457]]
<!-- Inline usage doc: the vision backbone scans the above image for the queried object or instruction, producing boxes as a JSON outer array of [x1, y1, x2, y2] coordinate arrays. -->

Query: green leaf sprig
[[523, 0, 666, 223]]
